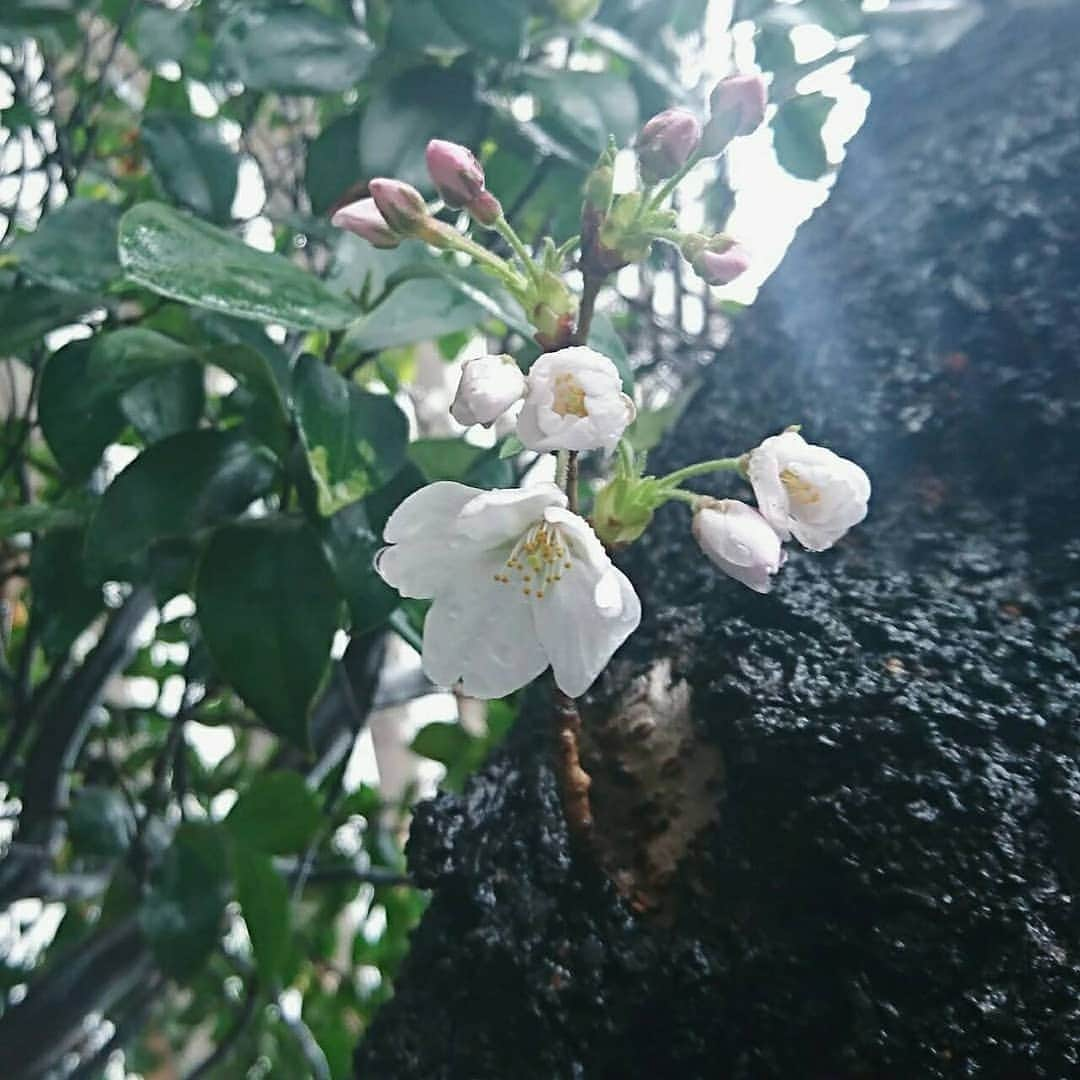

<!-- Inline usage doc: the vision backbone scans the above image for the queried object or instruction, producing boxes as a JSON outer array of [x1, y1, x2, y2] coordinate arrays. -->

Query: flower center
[[780, 466, 822, 507], [493, 522, 573, 600], [551, 373, 588, 418]]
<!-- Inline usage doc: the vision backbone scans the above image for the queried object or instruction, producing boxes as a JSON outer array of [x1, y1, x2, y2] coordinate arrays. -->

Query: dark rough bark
[[356, 5, 1080, 1077]]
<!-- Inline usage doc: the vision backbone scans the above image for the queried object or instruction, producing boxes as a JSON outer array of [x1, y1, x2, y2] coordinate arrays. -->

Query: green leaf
[[0, 280, 97, 355], [524, 70, 640, 154], [141, 113, 239, 224], [322, 499, 397, 634], [118, 202, 360, 330], [587, 311, 634, 393], [88, 327, 197, 389], [226, 771, 321, 855], [387, 0, 466, 56], [407, 438, 513, 488], [0, 500, 87, 537], [132, 6, 196, 67], [773, 92, 834, 181], [358, 68, 480, 190], [30, 529, 102, 660], [411, 721, 472, 766], [305, 113, 361, 217], [293, 356, 409, 516], [343, 275, 486, 353], [203, 343, 292, 458], [68, 787, 136, 857], [234, 847, 291, 983], [140, 822, 230, 979], [196, 518, 339, 746], [213, 9, 372, 94], [119, 361, 206, 443], [14, 198, 121, 295], [83, 429, 278, 581], [432, 0, 525, 59], [38, 340, 125, 479]]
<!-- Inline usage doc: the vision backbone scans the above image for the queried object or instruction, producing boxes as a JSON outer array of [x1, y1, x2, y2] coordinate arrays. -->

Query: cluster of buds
[[582, 72, 767, 288]]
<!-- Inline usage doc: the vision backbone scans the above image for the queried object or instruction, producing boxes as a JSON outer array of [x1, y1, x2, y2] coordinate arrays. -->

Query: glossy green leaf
[[118, 202, 360, 330], [141, 113, 239, 223], [83, 429, 277, 581], [226, 771, 322, 855], [343, 276, 486, 353], [119, 361, 206, 443], [432, 0, 526, 59], [234, 846, 291, 984], [773, 92, 834, 181], [305, 113, 362, 217], [88, 327, 197, 390], [358, 68, 480, 190], [0, 280, 97, 355], [322, 499, 397, 633], [14, 198, 121, 295], [196, 518, 339, 746], [140, 822, 231, 979], [213, 9, 372, 94], [293, 356, 409, 516], [38, 340, 125, 480], [204, 343, 292, 458]]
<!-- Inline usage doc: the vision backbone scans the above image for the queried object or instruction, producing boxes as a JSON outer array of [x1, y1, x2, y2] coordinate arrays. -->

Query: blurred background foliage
[[0, 0, 970, 1076]]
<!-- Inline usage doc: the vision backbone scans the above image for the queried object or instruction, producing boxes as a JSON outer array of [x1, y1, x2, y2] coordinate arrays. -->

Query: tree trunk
[[355, 4, 1080, 1076]]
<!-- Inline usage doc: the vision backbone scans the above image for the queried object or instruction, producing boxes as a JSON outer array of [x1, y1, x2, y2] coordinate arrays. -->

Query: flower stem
[[566, 451, 579, 514], [648, 151, 703, 210], [657, 456, 743, 488], [555, 448, 569, 489], [658, 487, 703, 506], [432, 222, 528, 292], [495, 215, 542, 287]]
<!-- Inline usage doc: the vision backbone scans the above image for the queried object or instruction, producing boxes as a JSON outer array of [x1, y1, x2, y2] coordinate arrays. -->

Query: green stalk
[[495, 216, 542, 287], [657, 456, 743, 488]]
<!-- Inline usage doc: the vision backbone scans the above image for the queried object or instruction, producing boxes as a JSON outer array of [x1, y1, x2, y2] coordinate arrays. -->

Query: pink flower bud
[[426, 139, 486, 209], [701, 74, 767, 155], [691, 239, 751, 285], [368, 177, 430, 236], [330, 197, 400, 249], [636, 108, 702, 182], [466, 189, 503, 229]]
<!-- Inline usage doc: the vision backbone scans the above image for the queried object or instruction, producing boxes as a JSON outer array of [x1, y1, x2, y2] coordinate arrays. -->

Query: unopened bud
[[451, 354, 526, 427], [701, 74, 768, 155], [426, 139, 486, 209], [636, 108, 701, 182], [330, 197, 400, 249], [683, 235, 751, 285], [368, 177, 430, 236], [466, 189, 503, 229], [692, 498, 785, 593]]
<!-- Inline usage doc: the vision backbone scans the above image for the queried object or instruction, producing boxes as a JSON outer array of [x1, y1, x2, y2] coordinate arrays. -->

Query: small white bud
[[450, 355, 527, 428], [692, 499, 785, 593]]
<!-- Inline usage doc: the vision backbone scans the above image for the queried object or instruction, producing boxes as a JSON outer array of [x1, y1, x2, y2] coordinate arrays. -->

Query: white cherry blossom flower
[[450, 354, 527, 427], [747, 430, 870, 551], [692, 499, 785, 593], [516, 346, 636, 453], [375, 481, 641, 699]]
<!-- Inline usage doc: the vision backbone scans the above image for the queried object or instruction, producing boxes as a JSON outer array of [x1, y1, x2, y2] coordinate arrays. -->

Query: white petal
[[746, 447, 791, 540], [383, 481, 481, 543], [376, 538, 472, 599], [455, 483, 566, 546], [422, 550, 548, 699], [532, 519, 641, 697]]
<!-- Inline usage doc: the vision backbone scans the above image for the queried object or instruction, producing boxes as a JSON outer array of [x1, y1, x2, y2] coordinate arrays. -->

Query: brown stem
[[572, 270, 602, 346], [553, 688, 593, 841], [566, 451, 579, 514]]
